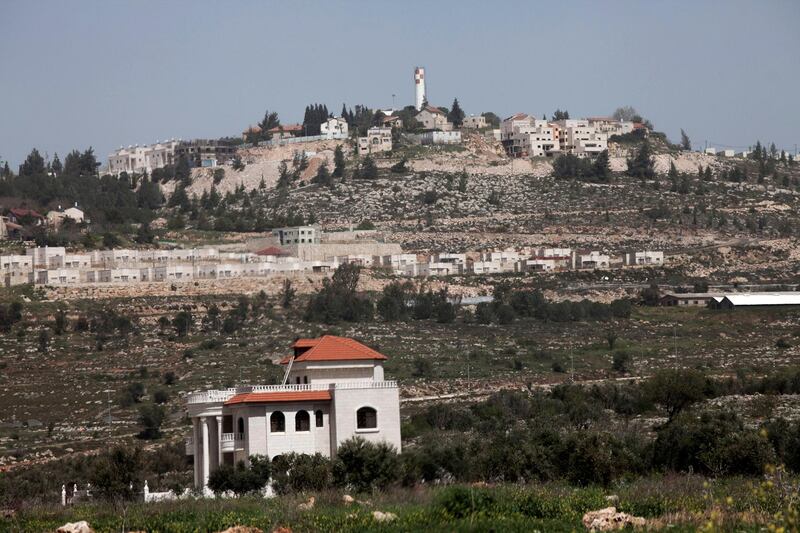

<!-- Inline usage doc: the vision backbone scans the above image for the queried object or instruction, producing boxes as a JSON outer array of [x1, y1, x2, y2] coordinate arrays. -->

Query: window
[[295, 410, 310, 432], [356, 407, 377, 430], [303, 376, 308, 384], [315, 410, 324, 428], [270, 411, 285, 433], [237, 417, 245, 436]]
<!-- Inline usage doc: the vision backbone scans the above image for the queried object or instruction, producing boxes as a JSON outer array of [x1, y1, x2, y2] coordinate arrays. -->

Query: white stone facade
[[357, 127, 393, 156], [107, 140, 179, 176], [186, 336, 401, 491]]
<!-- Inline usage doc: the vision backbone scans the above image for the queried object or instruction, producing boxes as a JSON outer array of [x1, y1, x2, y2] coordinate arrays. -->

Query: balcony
[[187, 381, 398, 405], [221, 432, 244, 452]]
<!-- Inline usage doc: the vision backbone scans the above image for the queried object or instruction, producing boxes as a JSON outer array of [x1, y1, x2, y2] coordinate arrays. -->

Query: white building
[[107, 140, 179, 176], [575, 251, 610, 269], [47, 205, 85, 228], [34, 268, 80, 285], [554, 119, 608, 157], [624, 251, 664, 266], [420, 131, 462, 145], [272, 226, 320, 246], [500, 114, 560, 158], [717, 149, 735, 157], [586, 117, 634, 137], [704, 147, 717, 155], [357, 127, 393, 156], [26, 246, 66, 269], [186, 336, 401, 491], [468, 261, 503, 275], [320, 117, 349, 138]]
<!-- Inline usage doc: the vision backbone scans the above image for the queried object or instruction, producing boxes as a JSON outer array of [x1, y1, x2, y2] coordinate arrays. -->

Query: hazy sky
[[1, 0, 798, 168]]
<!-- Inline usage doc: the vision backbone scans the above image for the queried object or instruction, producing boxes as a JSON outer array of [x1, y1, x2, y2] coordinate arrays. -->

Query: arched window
[[295, 410, 310, 432], [237, 417, 245, 436], [356, 407, 377, 429], [315, 410, 324, 428], [270, 411, 285, 433]]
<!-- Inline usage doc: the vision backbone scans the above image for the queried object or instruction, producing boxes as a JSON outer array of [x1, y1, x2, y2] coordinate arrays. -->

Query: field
[[2, 279, 800, 471], [2, 476, 797, 532]]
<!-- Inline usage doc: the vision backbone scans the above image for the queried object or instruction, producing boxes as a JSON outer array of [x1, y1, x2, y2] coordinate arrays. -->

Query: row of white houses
[[1, 246, 663, 287]]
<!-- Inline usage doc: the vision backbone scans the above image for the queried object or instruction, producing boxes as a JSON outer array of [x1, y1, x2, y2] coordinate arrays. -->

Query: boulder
[[342, 494, 355, 505], [56, 522, 94, 533], [372, 511, 398, 522], [216, 527, 263, 533], [582, 507, 646, 531], [297, 496, 315, 511]]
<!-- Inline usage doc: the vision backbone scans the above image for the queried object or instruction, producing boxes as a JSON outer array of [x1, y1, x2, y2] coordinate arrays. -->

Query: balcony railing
[[187, 380, 398, 405]]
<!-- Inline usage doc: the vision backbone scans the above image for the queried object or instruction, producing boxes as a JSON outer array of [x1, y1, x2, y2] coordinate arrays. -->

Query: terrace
[[186, 381, 399, 405]]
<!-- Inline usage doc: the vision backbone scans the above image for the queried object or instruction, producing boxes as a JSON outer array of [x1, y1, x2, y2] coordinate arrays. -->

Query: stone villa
[[186, 336, 401, 491]]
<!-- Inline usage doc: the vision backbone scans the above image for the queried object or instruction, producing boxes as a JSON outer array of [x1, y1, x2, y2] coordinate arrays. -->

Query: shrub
[[153, 389, 169, 404], [89, 446, 142, 501], [333, 437, 400, 492], [208, 456, 271, 496], [137, 404, 165, 439], [437, 486, 496, 518], [776, 338, 792, 349], [271, 453, 331, 494], [612, 352, 632, 373]]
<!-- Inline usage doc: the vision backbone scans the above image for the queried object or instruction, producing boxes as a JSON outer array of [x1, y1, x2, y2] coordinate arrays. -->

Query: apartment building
[[186, 336, 401, 492], [272, 226, 320, 245], [553, 120, 608, 157], [107, 140, 179, 175], [586, 117, 634, 137], [175, 140, 237, 168], [357, 127, 393, 155], [500, 114, 560, 157]]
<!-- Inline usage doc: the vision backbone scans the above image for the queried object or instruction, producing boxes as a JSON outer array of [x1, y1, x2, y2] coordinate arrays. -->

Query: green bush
[[333, 437, 400, 492], [437, 486, 496, 518]]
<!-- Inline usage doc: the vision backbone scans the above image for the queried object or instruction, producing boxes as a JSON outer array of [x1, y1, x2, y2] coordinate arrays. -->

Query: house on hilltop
[[415, 105, 453, 131], [185, 336, 401, 491]]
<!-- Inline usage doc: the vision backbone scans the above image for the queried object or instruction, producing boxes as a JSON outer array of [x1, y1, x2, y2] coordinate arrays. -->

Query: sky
[[1, 0, 799, 168]]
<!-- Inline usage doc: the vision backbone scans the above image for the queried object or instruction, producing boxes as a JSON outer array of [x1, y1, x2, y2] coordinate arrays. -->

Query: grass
[[0, 477, 789, 532]]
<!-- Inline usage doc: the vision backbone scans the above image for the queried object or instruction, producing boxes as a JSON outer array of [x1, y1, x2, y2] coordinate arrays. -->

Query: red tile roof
[[421, 105, 445, 116], [224, 390, 331, 405], [267, 124, 303, 133], [255, 246, 288, 256], [9, 208, 43, 218], [280, 335, 388, 364]]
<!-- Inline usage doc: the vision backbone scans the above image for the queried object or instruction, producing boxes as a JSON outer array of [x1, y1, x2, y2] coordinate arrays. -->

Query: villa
[[186, 336, 401, 491]]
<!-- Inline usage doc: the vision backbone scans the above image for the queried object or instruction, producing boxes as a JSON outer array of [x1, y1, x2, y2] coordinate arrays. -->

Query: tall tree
[[51, 153, 62, 176], [448, 98, 465, 127], [592, 150, 611, 182], [333, 145, 346, 178], [19, 148, 45, 176], [175, 154, 191, 184], [680, 129, 691, 151], [552, 109, 570, 121], [258, 110, 280, 141], [626, 140, 655, 179]]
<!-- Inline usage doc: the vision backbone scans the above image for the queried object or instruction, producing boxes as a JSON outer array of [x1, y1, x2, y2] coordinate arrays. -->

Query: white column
[[192, 418, 200, 488], [202, 417, 210, 490], [216, 416, 223, 468]]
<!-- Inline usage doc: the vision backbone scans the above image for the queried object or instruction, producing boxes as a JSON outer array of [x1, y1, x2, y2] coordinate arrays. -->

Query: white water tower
[[414, 66, 426, 111]]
